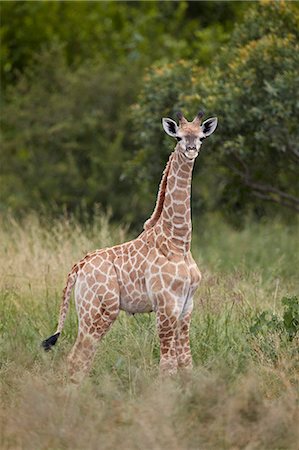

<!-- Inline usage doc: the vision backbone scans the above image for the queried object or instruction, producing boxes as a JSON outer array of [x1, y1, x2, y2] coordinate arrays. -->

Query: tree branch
[[246, 179, 299, 205], [251, 190, 299, 212], [226, 152, 299, 213]]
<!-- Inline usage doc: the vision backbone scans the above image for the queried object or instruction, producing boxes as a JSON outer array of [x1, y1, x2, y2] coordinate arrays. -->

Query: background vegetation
[[1, 1, 298, 225], [1, 2, 299, 449]]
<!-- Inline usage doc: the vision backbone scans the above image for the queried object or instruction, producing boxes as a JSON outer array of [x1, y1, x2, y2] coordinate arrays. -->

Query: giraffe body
[[42, 111, 217, 382], [74, 230, 200, 316]]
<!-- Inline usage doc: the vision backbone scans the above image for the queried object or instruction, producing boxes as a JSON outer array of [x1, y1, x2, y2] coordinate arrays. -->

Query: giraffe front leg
[[155, 294, 181, 376], [157, 310, 178, 376], [176, 310, 193, 370]]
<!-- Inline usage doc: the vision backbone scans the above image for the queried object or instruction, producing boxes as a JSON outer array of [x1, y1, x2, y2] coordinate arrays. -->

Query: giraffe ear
[[162, 118, 178, 137], [202, 117, 218, 137]]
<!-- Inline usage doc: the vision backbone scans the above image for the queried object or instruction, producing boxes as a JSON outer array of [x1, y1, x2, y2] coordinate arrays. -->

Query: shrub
[[130, 1, 299, 225], [249, 296, 299, 363], [1, 46, 137, 221]]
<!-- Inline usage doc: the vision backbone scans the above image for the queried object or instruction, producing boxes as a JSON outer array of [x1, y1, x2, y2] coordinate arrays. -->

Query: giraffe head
[[162, 111, 218, 160]]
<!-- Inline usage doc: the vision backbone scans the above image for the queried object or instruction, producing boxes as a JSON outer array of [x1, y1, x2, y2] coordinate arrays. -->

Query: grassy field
[[1, 213, 298, 450]]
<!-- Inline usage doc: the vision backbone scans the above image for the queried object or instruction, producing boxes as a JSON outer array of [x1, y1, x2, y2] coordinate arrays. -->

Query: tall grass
[[1, 213, 298, 449]]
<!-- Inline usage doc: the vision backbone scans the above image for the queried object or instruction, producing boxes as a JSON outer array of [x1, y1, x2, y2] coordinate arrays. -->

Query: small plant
[[250, 296, 299, 341], [249, 296, 298, 365], [249, 310, 282, 336], [281, 296, 299, 340]]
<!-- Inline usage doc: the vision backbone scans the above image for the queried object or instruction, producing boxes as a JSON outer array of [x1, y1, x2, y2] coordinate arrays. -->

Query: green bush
[[2, 2, 298, 225], [1, 46, 138, 221], [1, 2, 251, 224], [130, 1, 299, 225], [1, 1, 246, 88], [249, 296, 299, 363], [0, 2, 189, 88], [204, 1, 299, 221]]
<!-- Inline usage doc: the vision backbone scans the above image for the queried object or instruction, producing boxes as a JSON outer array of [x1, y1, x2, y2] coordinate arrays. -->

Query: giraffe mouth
[[184, 149, 198, 160]]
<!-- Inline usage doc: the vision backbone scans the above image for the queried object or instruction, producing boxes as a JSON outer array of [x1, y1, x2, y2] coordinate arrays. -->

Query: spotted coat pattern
[[55, 119, 203, 383]]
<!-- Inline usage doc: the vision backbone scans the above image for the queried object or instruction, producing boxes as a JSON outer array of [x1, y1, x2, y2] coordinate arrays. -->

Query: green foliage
[[249, 296, 299, 364], [1, 1, 239, 89], [130, 1, 299, 225], [250, 310, 282, 337], [0, 1, 188, 87], [2, 2, 299, 225], [281, 296, 299, 340], [229, 0, 299, 48], [1, 1, 252, 222], [204, 1, 299, 221], [250, 296, 299, 341], [1, 45, 137, 220]]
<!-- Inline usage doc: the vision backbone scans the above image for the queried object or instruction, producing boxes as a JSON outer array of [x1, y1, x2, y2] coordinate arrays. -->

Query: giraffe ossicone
[[42, 111, 218, 383]]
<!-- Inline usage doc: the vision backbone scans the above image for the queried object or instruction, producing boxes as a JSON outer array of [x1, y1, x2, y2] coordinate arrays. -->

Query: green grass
[[1, 213, 298, 450]]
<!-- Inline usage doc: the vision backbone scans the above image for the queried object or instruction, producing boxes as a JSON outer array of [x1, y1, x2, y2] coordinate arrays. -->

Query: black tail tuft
[[42, 332, 60, 351]]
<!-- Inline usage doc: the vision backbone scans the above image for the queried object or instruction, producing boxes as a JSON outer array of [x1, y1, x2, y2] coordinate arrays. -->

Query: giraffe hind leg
[[68, 267, 120, 383], [68, 300, 119, 383]]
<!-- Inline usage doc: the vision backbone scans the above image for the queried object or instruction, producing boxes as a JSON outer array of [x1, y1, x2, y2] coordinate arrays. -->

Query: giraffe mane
[[143, 153, 174, 231]]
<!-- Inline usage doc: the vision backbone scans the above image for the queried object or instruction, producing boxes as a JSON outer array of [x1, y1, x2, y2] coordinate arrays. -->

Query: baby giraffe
[[42, 111, 218, 383]]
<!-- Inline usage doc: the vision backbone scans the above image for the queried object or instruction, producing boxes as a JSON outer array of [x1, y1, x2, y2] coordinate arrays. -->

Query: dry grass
[[1, 213, 299, 450], [1, 368, 298, 450]]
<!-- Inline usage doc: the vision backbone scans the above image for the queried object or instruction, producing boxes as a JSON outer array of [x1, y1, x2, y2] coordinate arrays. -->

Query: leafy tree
[[130, 1, 299, 224], [0, 1, 208, 88], [1, 0, 251, 224], [1, 1, 249, 89], [202, 1, 299, 219], [1, 46, 137, 221]]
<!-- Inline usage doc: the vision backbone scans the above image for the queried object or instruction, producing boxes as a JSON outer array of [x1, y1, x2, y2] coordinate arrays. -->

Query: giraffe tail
[[42, 263, 79, 352]]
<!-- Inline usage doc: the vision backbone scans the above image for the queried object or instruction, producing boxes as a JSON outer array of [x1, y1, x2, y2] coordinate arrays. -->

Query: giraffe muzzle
[[184, 148, 198, 160]]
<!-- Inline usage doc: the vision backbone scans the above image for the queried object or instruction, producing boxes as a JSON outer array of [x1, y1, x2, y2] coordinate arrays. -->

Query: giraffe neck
[[158, 147, 195, 253], [144, 153, 174, 231]]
